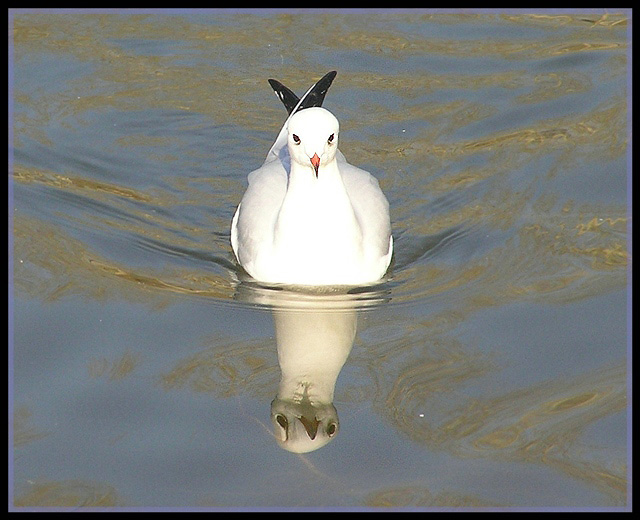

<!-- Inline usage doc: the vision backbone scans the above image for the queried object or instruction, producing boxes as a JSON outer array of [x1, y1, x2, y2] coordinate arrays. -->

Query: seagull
[[231, 71, 393, 286]]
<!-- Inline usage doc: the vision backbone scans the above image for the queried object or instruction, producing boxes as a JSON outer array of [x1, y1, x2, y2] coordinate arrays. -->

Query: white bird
[[231, 71, 393, 286]]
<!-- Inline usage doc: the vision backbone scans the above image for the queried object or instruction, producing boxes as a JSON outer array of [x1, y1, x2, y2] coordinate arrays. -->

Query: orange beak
[[310, 153, 320, 177]]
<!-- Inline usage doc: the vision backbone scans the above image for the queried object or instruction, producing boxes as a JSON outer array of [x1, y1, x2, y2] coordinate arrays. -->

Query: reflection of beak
[[298, 415, 320, 440], [310, 153, 320, 178]]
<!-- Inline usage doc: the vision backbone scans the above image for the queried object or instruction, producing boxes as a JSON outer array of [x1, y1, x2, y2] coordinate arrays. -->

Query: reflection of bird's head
[[270, 394, 339, 453]]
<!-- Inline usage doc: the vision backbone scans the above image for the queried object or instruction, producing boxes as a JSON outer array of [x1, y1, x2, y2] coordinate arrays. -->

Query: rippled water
[[10, 9, 630, 510]]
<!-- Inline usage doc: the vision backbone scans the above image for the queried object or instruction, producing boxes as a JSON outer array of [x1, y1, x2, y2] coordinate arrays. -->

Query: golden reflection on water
[[13, 165, 152, 202], [14, 479, 124, 508], [11, 11, 628, 126], [13, 215, 235, 304], [360, 96, 626, 169], [370, 321, 626, 503], [13, 407, 49, 447], [159, 336, 278, 399], [506, 12, 627, 29], [365, 485, 499, 508], [88, 350, 140, 381]]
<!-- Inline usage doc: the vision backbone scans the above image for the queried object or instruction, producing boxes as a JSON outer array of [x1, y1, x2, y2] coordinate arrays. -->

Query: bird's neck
[[286, 156, 342, 192], [274, 309, 356, 404], [275, 158, 361, 245]]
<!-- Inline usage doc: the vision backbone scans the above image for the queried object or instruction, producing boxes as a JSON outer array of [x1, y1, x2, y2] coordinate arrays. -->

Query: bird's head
[[287, 107, 340, 178], [270, 396, 339, 453]]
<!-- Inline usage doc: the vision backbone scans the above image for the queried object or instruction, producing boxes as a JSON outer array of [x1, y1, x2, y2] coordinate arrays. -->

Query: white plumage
[[231, 72, 393, 286]]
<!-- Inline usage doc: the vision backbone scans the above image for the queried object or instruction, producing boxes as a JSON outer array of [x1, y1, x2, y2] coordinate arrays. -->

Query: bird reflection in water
[[270, 304, 355, 453], [235, 282, 388, 453]]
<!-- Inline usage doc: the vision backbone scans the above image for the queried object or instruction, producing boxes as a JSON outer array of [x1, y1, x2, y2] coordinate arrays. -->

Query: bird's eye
[[327, 133, 335, 143], [275, 414, 288, 429], [326, 423, 337, 437], [292, 134, 301, 144]]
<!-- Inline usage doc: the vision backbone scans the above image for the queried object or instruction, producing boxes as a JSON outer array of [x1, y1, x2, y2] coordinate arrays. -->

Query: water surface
[[10, 9, 630, 510]]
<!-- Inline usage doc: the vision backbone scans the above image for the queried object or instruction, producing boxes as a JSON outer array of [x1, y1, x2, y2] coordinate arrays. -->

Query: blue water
[[10, 8, 630, 511]]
